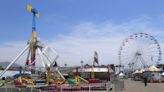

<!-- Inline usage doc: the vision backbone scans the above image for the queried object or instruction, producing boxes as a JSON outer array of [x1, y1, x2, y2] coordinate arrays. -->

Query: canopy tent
[[161, 72, 164, 76], [119, 72, 125, 77], [145, 65, 161, 72], [119, 72, 125, 79], [132, 69, 145, 74], [132, 70, 139, 74], [149, 66, 160, 71], [139, 69, 145, 73]]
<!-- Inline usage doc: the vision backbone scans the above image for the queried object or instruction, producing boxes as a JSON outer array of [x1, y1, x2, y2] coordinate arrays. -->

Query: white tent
[[161, 72, 164, 76], [139, 69, 145, 73], [119, 72, 125, 79], [133, 70, 139, 74]]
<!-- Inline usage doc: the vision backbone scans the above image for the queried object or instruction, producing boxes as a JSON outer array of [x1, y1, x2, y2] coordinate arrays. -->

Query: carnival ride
[[119, 33, 161, 71], [0, 5, 61, 87], [0, 5, 110, 91], [74, 67, 89, 85]]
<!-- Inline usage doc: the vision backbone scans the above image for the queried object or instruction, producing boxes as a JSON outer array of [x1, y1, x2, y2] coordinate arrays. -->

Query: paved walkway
[[116, 79, 164, 92]]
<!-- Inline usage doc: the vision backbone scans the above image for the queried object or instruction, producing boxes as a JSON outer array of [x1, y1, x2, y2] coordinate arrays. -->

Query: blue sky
[[0, 0, 164, 66], [1, 0, 164, 42]]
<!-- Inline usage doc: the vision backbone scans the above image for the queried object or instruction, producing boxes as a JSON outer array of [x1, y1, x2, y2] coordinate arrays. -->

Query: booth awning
[[149, 65, 160, 72]]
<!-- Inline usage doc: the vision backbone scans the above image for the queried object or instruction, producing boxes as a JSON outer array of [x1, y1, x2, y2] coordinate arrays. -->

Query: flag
[[94, 51, 99, 65], [53, 61, 58, 67]]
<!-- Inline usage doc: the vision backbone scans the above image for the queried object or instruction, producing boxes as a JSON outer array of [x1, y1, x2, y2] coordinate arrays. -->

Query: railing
[[59, 83, 107, 92], [0, 88, 41, 92], [0, 80, 124, 92]]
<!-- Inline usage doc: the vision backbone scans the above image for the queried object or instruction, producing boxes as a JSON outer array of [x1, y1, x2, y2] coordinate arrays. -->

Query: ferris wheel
[[118, 33, 161, 69]]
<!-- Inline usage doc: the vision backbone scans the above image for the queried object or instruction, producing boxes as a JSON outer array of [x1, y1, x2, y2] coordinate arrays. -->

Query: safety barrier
[[0, 87, 41, 92], [0, 81, 125, 92]]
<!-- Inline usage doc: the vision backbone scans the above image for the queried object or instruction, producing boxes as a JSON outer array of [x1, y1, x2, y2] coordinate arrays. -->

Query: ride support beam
[[0, 45, 29, 77]]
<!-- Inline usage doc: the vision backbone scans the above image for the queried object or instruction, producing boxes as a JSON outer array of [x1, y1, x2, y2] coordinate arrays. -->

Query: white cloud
[[1, 16, 164, 67], [0, 41, 27, 66]]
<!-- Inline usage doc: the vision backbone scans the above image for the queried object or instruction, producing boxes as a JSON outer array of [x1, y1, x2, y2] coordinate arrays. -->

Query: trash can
[[114, 79, 124, 92], [119, 79, 124, 91]]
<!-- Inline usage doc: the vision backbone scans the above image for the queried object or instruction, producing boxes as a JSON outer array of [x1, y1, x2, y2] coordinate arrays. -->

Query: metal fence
[[0, 80, 124, 92], [60, 83, 107, 92], [0, 88, 41, 92]]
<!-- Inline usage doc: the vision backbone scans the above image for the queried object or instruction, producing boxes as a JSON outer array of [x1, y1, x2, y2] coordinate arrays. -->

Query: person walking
[[143, 72, 148, 87]]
